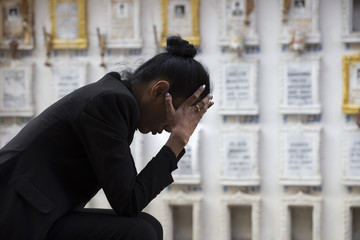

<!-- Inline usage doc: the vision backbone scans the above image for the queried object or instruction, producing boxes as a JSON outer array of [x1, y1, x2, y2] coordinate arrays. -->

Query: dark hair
[[124, 36, 210, 101]]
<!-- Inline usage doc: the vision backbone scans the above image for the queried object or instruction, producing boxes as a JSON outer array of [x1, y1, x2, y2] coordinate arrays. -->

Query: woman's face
[[137, 97, 183, 135], [135, 80, 183, 135]]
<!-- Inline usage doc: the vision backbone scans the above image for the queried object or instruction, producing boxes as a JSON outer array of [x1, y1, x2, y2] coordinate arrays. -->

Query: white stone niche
[[217, 0, 259, 47], [281, 191, 322, 240], [278, 0, 320, 44], [218, 58, 259, 116], [219, 124, 260, 186], [342, 125, 360, 186], [344, 195, 360, 240], [279, 56, 321, 115], [279, 124, 322, 186], [162, 191, 202, 240], [220, 191, 261, 240], [104, 0, 142, 48], [172, 126, 201, 185], [341, 0, 360, 43]]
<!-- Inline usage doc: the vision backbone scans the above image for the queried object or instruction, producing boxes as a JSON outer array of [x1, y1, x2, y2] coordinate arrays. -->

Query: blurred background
[[1, 0, 360, 239]]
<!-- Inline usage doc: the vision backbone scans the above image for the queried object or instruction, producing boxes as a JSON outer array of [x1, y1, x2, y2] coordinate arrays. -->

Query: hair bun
[[166, 36, 197, 58]]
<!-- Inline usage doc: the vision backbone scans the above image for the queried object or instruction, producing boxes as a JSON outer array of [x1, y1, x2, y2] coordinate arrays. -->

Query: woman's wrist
[[165, 131, 188, 157]]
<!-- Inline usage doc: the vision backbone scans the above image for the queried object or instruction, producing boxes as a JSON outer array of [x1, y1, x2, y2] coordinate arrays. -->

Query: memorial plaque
[[172, 127, 200, 184], [284, 134, 315, 178], [280, 125, 321, 186], [348, 63, 360, 105], [347, 133, 360, 177], [0, 64, 34, 117], [50, 0, 88, 49], [279, 58, 321, 114], [342, 54, 360, 114], [52, 62, 87, 100], [161, 0, 200, 46], [55, 2, 79, 39], [342, 127, 360, 185], [223, 134, 254, 178], [220, 126, 259, 186], [224, 65, 251, 106], [286, 64, 313, 106], [219, 60, 258, 115], [167, 1, 192, 37], [2, 69, 26, 109], [175, 146, 193, 175]]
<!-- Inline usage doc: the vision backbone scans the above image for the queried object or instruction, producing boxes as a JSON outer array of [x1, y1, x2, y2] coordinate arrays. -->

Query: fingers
[[196, 94, 213, 111], [165, 93, 175, 118], [185, 85, 206, 106]]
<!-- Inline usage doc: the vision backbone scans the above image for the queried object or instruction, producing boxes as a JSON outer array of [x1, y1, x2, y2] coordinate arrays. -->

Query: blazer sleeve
[[73, 92, 183, 217]]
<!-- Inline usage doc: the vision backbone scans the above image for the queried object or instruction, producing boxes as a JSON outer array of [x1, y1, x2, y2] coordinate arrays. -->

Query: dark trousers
[[46, 209, 163, 240]]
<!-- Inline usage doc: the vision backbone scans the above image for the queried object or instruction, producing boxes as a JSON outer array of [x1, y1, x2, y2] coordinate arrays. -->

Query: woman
[[0, 36, 213, 240]]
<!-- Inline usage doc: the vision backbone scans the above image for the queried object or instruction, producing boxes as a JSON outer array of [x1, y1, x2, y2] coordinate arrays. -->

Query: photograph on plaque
[[218, 58, 259, 115], [342, 125, 360, 186], [281, 192, 322, 240], [279, 124, 322, 186], [341, 0, 360, 43], [161, 0, 200, 46], [279, 0, 320, 45], [162, 191, 202, 240], [219, 125, 260, 186], [50, 0, 88, 49], [344, 196, 360, 240], [279, 57, 321, 114], [0, 62, 34, 117], [218, 0, 259, 48], [105, 0, 142, 48], [342, 53, 360, 114], [0, 0, 34, 50], [51, 61, 87, 101], [172, 126, 201, 185], [220, 191, 260, 240]]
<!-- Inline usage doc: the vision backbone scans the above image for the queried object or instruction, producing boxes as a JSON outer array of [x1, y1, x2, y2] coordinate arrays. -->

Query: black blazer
[[0, 72, 184, 240]]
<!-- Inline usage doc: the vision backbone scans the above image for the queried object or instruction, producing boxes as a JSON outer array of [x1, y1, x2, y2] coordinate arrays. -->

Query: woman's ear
[[150, 80, 170, 101]]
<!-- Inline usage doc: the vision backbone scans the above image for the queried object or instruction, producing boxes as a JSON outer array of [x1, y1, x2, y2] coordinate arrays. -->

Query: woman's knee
[[137, 212, 163, 240]]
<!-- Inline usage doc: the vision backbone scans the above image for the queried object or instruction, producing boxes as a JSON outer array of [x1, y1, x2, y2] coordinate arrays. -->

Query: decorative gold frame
[[0, 0, 34, 50], [50, 0, 88, 49], [342, 53, 360, 114], [160, 0, 200, 46]]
